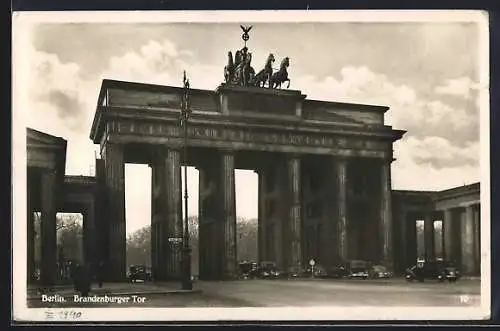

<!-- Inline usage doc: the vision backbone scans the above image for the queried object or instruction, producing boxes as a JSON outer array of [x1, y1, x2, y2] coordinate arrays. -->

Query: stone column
[[474, 205, 481, 274], [163, 148, 183, 279], [461, 205, 476, 274], [334, 157, 348, 263], [40, 170, 57, 287], [27, 180, 35, 283], [198, 159, 224, 280], [398, 208, 407, 272], [424, 213, 435, 262], [442, 209, 455, 262], [257, 169, 267, 263], [220, 151, 237, 279], [406, 213, 418, 266], [198, 167, 207, 279], [287, 156, 302, 273], [104, 142, 126, 281], [150, 163, 159, 280], [94, 159, 109, 269], [82, 202, 96, 266], [380, 161, 393, 269]]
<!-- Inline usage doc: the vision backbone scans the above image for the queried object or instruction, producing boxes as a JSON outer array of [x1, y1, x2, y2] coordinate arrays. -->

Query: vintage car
[[370, 265, 392, 279], [346, 260, 371, 279], [128, 265, 152, 283], [257, 266, 282, 279], [405, 260, 460, 282], [303, 264, 329, 278], [244, 261, 283, 279], [327, 264, 350, 279], [238, 261, 258, 279]]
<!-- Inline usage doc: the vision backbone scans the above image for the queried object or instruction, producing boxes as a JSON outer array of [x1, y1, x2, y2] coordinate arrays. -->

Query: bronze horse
[[270, 57, 290, 89], [224, 51, 236, 84], [251, 53, 275, 88]]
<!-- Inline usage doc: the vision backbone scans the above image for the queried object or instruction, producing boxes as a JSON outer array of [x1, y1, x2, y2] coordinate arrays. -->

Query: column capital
[[286, 153, 302, 160], [464, 203, 480, 210], [217, 147, 236, 155], [333, 155, 350, 164], [157, 146, 182, 155]]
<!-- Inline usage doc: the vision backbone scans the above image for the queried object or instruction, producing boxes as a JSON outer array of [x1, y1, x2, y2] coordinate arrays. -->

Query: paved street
[[27, 278, 481, 308], [198, 278, 481, 307]]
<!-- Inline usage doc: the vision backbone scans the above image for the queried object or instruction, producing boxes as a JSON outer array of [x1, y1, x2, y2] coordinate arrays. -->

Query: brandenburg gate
[[89, 70, 405, 281], [86, 27, 406, 281]]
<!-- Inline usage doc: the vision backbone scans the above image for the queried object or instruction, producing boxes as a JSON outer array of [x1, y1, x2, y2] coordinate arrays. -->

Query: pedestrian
[[79, 264, 91, 297], [97, 261, 104, 288], [72, 263, 81, 293]]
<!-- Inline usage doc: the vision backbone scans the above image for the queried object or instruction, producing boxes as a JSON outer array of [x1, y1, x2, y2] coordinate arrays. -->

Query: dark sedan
[[347, 260, 371, 279], [405, 260, 460, 282], [327, 265, 350, 279], [370, 265, 392, 279], [255, 266, 282, 279], [304, 264, 329, 278], [128, 265, 152, 283]]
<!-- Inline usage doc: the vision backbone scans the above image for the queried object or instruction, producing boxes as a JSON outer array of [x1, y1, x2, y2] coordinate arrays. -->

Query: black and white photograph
[[12, 10, 490, 321]]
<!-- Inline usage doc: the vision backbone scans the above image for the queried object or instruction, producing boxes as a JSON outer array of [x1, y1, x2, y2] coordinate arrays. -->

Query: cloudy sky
[[16, 12, 486, 234]]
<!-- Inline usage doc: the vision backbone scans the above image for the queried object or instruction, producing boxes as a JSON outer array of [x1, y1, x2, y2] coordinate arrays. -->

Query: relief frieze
[[111, 120, 388, 151]]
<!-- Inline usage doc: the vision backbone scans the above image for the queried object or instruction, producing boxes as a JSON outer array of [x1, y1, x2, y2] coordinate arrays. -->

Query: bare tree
[[33, 212, 82, 231], [33, 213, 84, 264]]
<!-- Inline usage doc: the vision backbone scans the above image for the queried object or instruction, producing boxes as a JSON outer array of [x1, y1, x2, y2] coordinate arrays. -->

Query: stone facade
[[25, 81, 482, 285]]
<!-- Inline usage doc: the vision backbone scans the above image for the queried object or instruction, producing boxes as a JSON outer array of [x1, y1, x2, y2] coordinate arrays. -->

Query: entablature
[[94, 106, 404, 145], [90, 80, 406, 146], [104, 117, 397, 155]]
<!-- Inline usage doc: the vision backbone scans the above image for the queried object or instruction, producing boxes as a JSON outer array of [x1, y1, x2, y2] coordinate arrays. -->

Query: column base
[[181, 247, 193, 290]]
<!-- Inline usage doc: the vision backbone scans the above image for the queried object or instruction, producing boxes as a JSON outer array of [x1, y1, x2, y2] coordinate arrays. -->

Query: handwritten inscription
[[45, 310, 83, 320], [113, 120, 387, 150]]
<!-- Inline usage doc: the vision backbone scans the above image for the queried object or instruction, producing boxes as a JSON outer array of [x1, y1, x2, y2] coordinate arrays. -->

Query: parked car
[[370, 265, 392, 279], [256, 265, 282, 279], [238, 261, 258, 279], [405, 260, 460, 283], [283, 267, 302, 279], [302, 264, 329, 278], [129, 265, 152, 283], [347, 260, 371, 279], [327, 264, 350, 279], [245, 261, 283, 279]]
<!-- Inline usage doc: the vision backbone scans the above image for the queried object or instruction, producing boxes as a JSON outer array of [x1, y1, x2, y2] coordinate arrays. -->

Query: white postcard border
[[11, 10, 491, 322]]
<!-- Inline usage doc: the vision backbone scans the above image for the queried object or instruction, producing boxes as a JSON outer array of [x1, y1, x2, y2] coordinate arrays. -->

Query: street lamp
[[180, 70, 193, 290]]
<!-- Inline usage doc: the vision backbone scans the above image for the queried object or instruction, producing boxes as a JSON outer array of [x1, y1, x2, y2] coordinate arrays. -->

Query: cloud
[[25, 46, 100, 175], [392, 137, 480, 191], [102, 39, 221, 90], [401, 136, 479, 169], [28, 48, 92, 130], [435, 76, 480, 99]]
